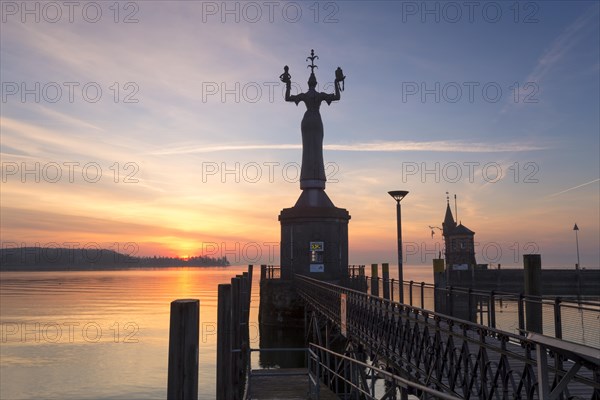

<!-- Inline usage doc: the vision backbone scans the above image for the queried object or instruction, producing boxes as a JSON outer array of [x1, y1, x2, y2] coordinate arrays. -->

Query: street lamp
[[573, 223, 580, 270], [389, 190, 408, 304]]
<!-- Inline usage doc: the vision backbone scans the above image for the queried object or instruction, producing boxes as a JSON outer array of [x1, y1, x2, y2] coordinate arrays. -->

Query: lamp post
[[389, 190, 408, 303], [573, 223, 580, 270]]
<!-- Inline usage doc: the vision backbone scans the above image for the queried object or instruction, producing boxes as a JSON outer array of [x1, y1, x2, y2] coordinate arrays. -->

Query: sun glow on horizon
[[0, 2, 598, 268]]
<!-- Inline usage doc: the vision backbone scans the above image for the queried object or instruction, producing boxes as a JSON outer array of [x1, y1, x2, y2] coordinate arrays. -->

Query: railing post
[[371, 264, 379, 297], [260, 264, 266, 281], [315, 351, 321, 399], [489, 290, 496, 328], [391, 278, 395, 302], [359, 265, 366, 292], [420, 282, 425, 309], [409, 281, 414, 306], [554, 297, 562, 339], [382, 263, 390, 300], [479, 293, 484, 325], [468, 287, 474, 323], [167, 299, 199, 400], [216, 285, 232, 400], [518, 293, 525, 333], [448, 286, 454, 316]]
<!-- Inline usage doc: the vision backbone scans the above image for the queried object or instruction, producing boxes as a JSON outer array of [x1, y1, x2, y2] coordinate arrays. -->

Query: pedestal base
[[279, 204, 350, 282]]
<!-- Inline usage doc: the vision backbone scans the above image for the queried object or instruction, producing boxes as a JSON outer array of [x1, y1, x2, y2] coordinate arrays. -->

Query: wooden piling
[[231, 277, 242, 399], [247, 265, 253, 297], [215, 266, 253, 400], [524, 254, 542, 333], [371, 264, 379, 297], [167, 299, 199, 400], [382, 263, 390, 300], [216, 285, 232, 400], [240, 273, 250, 376]]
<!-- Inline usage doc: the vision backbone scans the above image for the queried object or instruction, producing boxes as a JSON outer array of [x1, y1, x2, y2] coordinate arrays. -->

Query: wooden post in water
[[247, 265, 254, 296], [241, 272, 249, 320], [240, 273, 250, 374], [382, 263, 390, 300], [231, 277, 242, 399], [167, 299, 199, 400], [260, 264, 266, 281], [216, 285, 232, 400], [432, 259, 446, 314], [524, 254, 542, 333], [371, 264, 379, 297]]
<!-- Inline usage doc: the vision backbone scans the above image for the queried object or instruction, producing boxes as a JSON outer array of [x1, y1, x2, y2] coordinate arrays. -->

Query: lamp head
[[388, 190, 409, 202]]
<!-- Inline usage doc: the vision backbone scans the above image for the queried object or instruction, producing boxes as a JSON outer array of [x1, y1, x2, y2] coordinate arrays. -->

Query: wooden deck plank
[[249, 368, 339, 399]]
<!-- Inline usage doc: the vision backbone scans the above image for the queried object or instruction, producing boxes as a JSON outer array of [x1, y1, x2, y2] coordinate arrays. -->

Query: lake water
[[2, 265, 597, 399], [0, 267, 264, 399], [0, 265, 432, 399]]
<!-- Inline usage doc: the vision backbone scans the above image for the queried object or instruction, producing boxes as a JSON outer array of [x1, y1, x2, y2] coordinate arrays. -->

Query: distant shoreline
[[0, 247, 230, 271], [0, 265, 234, 272]]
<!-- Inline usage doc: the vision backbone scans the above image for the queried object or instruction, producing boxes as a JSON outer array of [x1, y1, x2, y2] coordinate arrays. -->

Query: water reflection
[[0, 267, 254, 400], [258, 324, 306, 369], [0, 265, 433, 399]]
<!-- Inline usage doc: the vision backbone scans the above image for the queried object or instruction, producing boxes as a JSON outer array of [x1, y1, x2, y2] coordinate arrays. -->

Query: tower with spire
[[442, 194, 476, 269]]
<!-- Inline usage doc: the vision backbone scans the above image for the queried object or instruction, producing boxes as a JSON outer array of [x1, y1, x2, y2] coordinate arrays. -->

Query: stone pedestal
[[279, 202, 350, 282], [259, 191, 349, 329]]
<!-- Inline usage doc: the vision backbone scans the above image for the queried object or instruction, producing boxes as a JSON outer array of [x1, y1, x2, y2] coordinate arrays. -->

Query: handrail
[[297, 273, 600, 400], [309, 343, 463, 400], [348, 272, 600, 345], [300, 273, 529, 342], [352, 273, 600, 306]]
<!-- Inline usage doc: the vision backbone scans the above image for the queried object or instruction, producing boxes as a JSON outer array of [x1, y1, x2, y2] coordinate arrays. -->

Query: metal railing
[[260, 264, 280, 280], [347, 272, 600, 347], [297, 274, 600, 400], [309, 343, 463, 399]]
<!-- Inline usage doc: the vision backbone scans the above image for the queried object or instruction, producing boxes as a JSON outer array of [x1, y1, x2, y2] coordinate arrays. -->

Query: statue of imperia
[[280, 50, 345, 190]]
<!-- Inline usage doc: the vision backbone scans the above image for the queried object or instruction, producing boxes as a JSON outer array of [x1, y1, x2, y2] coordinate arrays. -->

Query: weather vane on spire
[[306, 49, 318, 73]]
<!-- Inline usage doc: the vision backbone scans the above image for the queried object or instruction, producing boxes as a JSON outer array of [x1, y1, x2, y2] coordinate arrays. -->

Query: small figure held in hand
[[280, 65, 291, 84], [335, 67, 345, 92]]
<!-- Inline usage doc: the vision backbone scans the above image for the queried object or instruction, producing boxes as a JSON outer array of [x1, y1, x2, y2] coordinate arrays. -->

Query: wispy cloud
[[37, 106, 104, 132], [547, 178, 600, 197], [507, 5, 599, 106], [150, 140, 548, 155], [325, 141, 547, 153], [526, 7, 598, 84]]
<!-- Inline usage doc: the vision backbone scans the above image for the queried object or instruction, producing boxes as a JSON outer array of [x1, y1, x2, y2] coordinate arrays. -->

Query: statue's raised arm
[[280, 62, 345, 107], [319, 67, 345, 105]]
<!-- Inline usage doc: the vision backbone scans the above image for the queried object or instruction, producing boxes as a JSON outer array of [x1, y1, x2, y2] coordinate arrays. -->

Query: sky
[[1, 0, 599, 269]]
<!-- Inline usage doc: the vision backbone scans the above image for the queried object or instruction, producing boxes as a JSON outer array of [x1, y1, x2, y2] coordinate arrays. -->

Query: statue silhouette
[[281, 63, 343, 190]]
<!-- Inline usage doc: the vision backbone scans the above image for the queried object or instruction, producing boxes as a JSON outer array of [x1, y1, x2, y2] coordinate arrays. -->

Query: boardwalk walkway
[[248, 368, 338, 400]]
